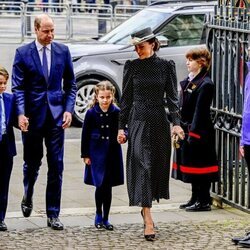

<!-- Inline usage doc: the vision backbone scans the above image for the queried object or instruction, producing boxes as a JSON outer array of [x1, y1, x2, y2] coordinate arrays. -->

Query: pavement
[[1, 127, 250, 250]]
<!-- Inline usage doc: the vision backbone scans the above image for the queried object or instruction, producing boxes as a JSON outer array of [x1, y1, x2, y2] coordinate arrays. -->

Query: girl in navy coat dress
[[81, 81, 124, 230]]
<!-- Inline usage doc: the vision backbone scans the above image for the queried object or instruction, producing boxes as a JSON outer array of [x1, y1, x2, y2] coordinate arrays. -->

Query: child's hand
[[83, 157, 91, 165], [18, 114, 29, 132], [117, 129, 126, 144]]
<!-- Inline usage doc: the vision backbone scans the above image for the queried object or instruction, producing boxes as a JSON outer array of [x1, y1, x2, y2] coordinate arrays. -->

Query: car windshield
[[99, 9, 171, 45]]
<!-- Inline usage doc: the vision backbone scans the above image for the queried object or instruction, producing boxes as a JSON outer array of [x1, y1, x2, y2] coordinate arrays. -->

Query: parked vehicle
[[69, 1, 216, 125]]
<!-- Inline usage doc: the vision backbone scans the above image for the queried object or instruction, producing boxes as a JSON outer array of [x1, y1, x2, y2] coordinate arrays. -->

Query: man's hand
[[62, 111, 72, 129], [18, 114, 29, 132]]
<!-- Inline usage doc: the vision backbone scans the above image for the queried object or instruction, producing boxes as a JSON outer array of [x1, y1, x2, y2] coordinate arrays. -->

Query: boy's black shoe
[[0, 221, 7, 231], [232, 232, 250, 244]]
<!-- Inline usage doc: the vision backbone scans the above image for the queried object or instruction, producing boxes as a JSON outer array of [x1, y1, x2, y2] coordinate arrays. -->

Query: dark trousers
[[191, 181, 211, 204], [0, 135, 13, 221], [95, 180, 112, 221], [22, 111, 64, 218]]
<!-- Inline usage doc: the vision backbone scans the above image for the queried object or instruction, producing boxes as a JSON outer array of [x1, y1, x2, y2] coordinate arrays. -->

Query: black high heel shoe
[[140, 209, 156, 241]]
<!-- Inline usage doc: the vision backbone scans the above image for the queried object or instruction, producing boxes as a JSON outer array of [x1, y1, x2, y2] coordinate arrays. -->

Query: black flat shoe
[[0, 221, 7, 231], [179, 199, 196, 209], [232, 232, 250, 244], [94, 213, 103, 229], [185, 201, 211, 212], [47, 217, 64, 230], [103, 220, 113, 231], [21, 197, 33, 218]]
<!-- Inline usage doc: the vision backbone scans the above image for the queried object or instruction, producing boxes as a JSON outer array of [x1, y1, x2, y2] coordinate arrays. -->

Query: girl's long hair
[[90, 80, 117, 108]]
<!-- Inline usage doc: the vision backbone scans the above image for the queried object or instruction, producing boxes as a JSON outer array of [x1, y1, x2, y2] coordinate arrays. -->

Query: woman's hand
[[117, 129, 126, 144], [172, 125, 185, 140]]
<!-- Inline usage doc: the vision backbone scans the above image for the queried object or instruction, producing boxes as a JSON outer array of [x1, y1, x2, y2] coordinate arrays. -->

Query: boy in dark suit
[[0, 66, 16, 231]]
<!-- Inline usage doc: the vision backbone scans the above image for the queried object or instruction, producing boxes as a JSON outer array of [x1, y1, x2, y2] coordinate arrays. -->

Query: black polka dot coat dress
[[118, 54, 180, 207]]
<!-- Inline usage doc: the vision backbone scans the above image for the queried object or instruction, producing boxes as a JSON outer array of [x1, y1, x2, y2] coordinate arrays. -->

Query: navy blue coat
[[81, 104, 124, 187], [2, 92, 16, 157], [172, 69, 219, 183]]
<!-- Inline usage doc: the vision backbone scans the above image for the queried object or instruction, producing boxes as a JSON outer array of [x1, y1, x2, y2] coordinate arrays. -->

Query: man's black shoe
[[21, 197, 33, 218], [0, 221, 7, 231], [238, 239, 250, 248], [47, 217, 64, 230], [232, 232, 250, 245], [179, 199, 196, 209], [185, 201, 211, 212]]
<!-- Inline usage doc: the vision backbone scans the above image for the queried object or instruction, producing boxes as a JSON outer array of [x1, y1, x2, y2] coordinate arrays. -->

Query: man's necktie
[[42, 46, 49, 82], [0, 95, 3, 141]]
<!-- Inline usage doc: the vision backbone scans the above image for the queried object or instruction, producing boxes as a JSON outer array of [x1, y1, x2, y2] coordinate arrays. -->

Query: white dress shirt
[[0, 94, 6, 135]]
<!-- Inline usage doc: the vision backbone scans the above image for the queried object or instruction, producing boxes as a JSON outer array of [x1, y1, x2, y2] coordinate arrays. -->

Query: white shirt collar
[[35, 39, 52, 51]]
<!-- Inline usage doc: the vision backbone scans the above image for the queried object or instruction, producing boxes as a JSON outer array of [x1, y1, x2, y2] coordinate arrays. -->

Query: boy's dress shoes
[[238, 239, 250, 248], [47, 217, 64, 230], [232, 232, 250, 244], [0, 221, 7, 231], [185, 201, 211, 212], [21, 197, 33, 217], [179, 199, 196, 209]]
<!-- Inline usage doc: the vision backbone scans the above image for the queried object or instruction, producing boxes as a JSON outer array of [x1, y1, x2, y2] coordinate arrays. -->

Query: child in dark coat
[[0, 66, 16, 231], [81, 81, 124, 230]]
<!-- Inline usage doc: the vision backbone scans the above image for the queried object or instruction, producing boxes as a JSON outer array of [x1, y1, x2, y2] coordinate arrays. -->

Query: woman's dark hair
[[147, 37, 160, 52]]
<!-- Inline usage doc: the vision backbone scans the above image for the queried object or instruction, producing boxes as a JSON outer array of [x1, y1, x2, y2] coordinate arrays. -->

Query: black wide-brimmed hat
[[130, 27, 157, 46], [119, 27, 157, 50]]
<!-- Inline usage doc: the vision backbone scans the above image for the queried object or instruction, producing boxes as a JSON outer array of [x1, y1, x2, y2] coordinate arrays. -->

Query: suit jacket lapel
[[30, 41, 45, 81], [48, 43, 54, 85]]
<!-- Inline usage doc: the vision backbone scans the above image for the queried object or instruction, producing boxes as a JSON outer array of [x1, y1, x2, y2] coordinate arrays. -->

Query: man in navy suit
[[12, 14, 76, 230], [0, 67, 16, 231]]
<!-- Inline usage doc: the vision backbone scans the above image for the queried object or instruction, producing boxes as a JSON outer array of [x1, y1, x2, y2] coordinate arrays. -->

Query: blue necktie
[[0, 95, 2, 141], [42, 47, 49, 82]]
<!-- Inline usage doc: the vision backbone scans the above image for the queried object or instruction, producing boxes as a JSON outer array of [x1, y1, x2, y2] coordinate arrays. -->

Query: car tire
[[73, 78, 100, 126]]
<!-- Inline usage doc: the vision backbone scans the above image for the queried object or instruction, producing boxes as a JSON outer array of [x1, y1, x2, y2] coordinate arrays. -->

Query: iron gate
[[207, 0, 250, 212]]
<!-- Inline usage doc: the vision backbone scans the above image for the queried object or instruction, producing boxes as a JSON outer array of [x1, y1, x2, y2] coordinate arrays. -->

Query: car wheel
[[73, 78, 100, 126]]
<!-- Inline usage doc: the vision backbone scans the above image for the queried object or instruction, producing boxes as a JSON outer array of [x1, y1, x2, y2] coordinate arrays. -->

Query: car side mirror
[[157, 35, 169, 47]]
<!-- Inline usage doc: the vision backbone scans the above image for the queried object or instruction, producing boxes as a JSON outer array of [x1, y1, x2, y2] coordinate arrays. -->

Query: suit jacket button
[[100, 114, 103, 117], [101, 125, 104, 128], [101, 136, 105, 139], [106, 136, 109, 140], [106, 125, 109, 128]]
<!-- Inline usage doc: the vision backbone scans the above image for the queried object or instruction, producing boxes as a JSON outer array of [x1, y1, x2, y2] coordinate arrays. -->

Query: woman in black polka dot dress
[[117, 27, 184, 241]]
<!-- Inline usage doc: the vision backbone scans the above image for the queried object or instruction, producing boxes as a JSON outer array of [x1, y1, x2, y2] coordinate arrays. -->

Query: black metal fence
[[207, 0, 250, 212]]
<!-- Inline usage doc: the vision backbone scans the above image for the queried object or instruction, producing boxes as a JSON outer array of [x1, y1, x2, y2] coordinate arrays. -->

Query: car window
[[99, 9, 171, 45], [160, 14, 205, 47]]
